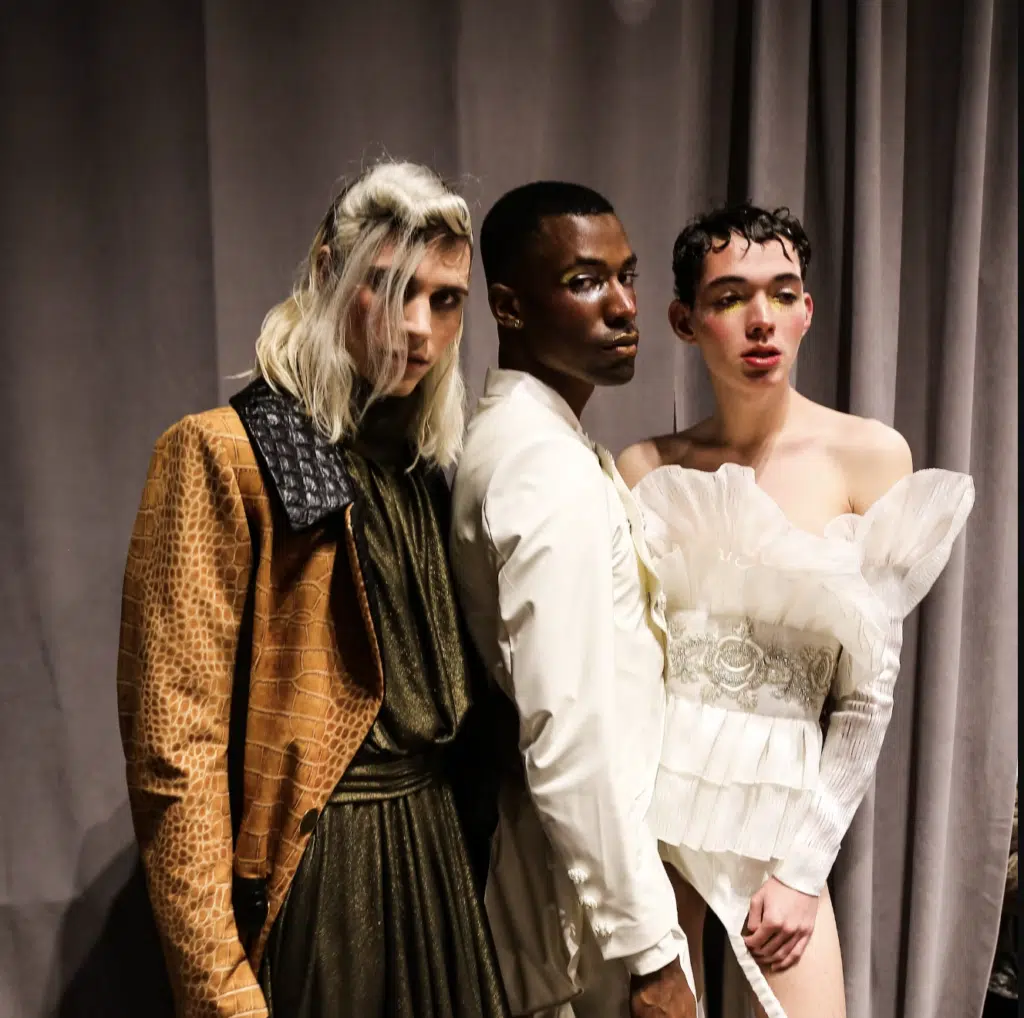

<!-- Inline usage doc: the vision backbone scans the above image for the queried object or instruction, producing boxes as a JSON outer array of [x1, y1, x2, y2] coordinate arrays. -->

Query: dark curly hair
[[671, 202, 812, 305]]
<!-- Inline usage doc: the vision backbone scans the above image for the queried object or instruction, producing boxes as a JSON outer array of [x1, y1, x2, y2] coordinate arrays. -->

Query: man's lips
[[395, 351, 431, 368], [742, 346, 781, 366], [604, 332, 640, 354]]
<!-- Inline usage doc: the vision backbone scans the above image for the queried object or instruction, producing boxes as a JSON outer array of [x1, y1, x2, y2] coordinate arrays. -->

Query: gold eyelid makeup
[[560, 268, 596, 285], [559, 258, 636, 286]]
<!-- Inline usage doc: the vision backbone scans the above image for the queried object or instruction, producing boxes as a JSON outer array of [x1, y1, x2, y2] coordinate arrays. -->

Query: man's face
[[349, 237, 471, 397], [508, 213, 640, 387], [673, 232, 813, 391]]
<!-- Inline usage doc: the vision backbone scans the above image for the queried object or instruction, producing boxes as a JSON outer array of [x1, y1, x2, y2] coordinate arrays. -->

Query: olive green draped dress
[[258, 396, 511, 1018]]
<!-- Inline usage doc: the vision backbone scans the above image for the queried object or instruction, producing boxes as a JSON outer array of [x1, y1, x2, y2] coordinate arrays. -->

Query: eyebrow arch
[[561, 257, 607, 273], [368, 268, 469, 298], [705, 272, 803, 288], [559, 253, 638, 276], [432, 283, 470, 297]]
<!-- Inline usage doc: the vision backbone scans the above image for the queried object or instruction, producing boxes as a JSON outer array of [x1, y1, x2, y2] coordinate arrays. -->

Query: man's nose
[[403, 296, 432, 345], [746, 293, 775, 337], [605, 277, 637, 322]]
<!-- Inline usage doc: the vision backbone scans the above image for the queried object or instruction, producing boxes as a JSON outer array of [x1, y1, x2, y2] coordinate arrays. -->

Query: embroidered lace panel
[[667, 615, 838, 711]]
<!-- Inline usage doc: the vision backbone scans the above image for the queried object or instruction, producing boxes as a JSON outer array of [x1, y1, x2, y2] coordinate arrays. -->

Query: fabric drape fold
[[1, 3, 1015, 1017]]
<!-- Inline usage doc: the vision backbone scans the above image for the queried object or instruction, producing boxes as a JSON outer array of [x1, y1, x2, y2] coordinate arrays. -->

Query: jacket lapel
[[230, 378, 355, 531], [593, 443, 669, 649]]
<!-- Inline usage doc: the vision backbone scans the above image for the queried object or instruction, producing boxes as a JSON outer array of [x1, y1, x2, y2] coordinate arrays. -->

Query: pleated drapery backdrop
[[0, 3, 1016, 1017]]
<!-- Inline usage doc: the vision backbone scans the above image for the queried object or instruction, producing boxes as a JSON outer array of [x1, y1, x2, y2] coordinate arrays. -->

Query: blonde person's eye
[[431, 290, 463, 311]]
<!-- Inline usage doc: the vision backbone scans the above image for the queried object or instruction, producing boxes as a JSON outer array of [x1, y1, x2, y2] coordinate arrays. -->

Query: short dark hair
[[671, 202, 812, 305], [480, 181, 615, 287]]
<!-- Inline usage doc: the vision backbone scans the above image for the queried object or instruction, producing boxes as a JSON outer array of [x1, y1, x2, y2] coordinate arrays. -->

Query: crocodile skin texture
[[231, 377, 355, 532], [117, 404, 384, 1017]]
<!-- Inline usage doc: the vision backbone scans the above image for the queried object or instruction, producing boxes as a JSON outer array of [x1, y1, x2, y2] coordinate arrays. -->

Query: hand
[[629, 958, 697, 1018], [742, 876, 819, 972]]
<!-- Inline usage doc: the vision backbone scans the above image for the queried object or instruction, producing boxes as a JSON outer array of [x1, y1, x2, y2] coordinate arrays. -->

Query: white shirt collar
[[481, 367, 588, 441]]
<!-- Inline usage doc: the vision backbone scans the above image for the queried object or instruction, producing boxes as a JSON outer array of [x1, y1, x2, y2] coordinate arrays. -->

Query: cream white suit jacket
[[451, 368, 688, 1014]]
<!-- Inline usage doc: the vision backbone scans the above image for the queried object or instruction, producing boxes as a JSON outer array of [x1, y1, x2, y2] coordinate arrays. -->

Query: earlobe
[[668, 300, 696, 343], [315, 244, 333, 285], [489, 283, 523, 330], [802, 292, 814, 335]]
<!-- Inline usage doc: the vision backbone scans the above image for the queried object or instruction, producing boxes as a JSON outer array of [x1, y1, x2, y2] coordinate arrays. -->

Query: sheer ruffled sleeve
[[825, 469, 977, 618], [774, 470, 975, 895]]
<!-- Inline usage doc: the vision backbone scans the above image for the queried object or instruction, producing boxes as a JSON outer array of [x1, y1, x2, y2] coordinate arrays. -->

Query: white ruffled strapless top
[[632, 463, 975, 867]]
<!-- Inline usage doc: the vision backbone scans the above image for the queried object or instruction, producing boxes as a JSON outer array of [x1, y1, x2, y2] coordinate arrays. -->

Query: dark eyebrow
[[560, 257, 608, 273], [559, 253, 638, 274], [705, 272, 803, 289], [367, 267, 469, 298]]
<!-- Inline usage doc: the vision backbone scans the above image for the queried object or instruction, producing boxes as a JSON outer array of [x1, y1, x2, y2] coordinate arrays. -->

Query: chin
[[389, 378, 422, 398], [739, 366, 789, 387], [594, 362, 637, 387]]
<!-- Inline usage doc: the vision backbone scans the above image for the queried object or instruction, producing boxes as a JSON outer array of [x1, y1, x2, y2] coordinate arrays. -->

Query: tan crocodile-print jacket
[[116, 403, 385, 1018]]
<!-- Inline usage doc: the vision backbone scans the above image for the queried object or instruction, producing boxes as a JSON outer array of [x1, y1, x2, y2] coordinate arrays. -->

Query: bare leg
[[750, 884, 846, 1018], [663, 860, 708, 1003]]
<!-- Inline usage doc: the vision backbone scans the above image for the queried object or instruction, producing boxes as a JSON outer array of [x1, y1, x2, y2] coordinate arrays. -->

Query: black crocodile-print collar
[[230, 377, 356, 531]]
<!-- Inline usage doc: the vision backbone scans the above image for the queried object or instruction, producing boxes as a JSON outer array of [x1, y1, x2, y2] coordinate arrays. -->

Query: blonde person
[[618, 202, 975, 1018], [117, 160, 512, 1018]]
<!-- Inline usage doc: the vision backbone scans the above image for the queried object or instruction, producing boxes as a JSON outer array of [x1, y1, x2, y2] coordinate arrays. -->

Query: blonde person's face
[[349, 238, 471, 397]]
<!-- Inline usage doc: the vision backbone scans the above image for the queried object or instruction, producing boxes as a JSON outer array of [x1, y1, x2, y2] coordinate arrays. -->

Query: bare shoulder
[[821, 408, 913, 511], [616, 438, 666, 489], [618, 420, 716, 488], [833, 412, 913, 470]]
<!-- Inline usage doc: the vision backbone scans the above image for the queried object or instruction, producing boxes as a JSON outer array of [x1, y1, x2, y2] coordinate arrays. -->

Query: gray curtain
[[0, 3, 1016, 1017]]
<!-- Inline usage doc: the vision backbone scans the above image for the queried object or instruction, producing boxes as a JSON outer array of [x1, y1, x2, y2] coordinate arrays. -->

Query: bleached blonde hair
[[253, 160, 473, 467]]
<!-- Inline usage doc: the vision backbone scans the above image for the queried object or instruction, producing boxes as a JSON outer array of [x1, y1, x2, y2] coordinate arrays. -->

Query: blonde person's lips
[[393, 351, 431, 367]]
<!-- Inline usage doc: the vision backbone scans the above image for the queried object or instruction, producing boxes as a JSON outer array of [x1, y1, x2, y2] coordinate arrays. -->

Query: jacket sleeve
[[775, 470, 975, 896], [116, 415, 267, 1018], [483, 440, 681, 966]]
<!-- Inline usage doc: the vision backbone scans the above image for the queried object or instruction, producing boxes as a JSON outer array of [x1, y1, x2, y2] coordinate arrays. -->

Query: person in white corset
[[617, 202, 975, 1018]]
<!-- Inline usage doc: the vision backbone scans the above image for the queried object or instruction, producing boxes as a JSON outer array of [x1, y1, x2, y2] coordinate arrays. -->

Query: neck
[[708, 380, 795, 454], [497, 337, 594, 420]]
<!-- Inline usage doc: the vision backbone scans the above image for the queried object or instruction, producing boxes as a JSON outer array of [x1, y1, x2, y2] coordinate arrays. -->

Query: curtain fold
[[0, 3, 1015, 1016]]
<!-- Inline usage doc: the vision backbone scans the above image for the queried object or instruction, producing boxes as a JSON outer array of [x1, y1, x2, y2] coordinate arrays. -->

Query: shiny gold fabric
[[258, 396, 510, 1018]]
